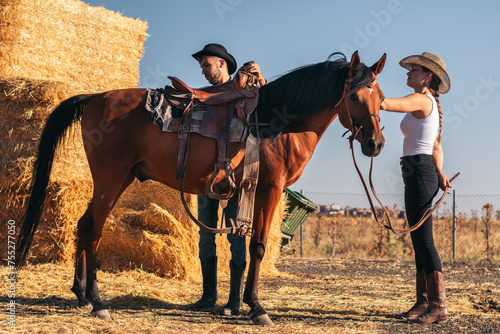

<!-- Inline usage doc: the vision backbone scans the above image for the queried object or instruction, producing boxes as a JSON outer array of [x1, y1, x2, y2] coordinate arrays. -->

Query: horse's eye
[[349, 94, 358, 102]]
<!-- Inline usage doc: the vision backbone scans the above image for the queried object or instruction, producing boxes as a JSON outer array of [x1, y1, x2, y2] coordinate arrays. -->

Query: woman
[[381, 52, 451, 324]]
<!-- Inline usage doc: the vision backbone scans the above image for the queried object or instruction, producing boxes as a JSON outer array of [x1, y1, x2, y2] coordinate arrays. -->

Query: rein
[[337, 78, 459, 234], [337, 79, 393, 230], [392, 172, 460, 233], [179, 157, 254, 237]]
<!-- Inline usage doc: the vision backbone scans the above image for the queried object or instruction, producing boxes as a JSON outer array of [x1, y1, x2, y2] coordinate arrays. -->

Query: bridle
[[336, 77, 394, 231], [337, 77, 381, 138], [337, 76, 459, 234]]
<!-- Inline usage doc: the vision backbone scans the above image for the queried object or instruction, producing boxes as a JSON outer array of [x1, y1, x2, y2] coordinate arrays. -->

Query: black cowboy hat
[[192, 43, 237, 75]]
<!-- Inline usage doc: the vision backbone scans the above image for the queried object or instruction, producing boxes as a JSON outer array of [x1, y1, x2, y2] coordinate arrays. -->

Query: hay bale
[[0, 77, 92, 264], [102, 180, 286, 281], [0, 0, 148, 264], [100, 181, 201, 280], [0, 0, 148, 91]]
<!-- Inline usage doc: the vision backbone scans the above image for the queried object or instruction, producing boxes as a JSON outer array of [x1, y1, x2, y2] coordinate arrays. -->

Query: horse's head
[[338, 51, 386, 157]]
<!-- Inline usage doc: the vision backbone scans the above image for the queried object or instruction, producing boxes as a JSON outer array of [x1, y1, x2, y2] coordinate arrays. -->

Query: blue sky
[[85, 0, 500, 195]]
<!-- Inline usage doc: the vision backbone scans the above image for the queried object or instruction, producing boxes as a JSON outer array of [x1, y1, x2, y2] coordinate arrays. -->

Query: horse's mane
[[255, 53, 373, 138]]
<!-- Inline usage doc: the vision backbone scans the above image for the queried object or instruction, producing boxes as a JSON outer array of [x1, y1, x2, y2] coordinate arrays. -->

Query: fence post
[[300, 189, 304, 258], [452, 189, 456, 261]]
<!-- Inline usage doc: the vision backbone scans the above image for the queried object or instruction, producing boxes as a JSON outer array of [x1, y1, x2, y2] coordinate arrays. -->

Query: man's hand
[[239, 61, 266, 86]]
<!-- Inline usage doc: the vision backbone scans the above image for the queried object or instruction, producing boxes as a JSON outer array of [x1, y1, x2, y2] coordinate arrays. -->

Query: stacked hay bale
[[0, 0, 146, 91], [103, 182, 286, 280], [0, 0, 284, 281], [0, 78, 91, 264], [0, 0, 147, 265]]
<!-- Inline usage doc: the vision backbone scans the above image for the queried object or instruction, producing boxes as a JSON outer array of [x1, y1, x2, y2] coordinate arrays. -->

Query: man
[[189, 43, 265, 316]]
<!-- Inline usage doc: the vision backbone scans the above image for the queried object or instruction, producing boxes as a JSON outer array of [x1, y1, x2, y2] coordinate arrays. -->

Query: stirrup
[[206, 159, 237, 200]]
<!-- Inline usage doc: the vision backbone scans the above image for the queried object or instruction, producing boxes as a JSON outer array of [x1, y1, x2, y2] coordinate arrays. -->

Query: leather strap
[[175, 96, 194, 180], [232, 133, 260, 236], [392, 172, 460, 233], [347, 129, 394, 231]]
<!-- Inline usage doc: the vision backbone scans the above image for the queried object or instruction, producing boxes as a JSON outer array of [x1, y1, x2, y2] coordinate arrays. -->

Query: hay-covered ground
[[1, 258, 499, 333]]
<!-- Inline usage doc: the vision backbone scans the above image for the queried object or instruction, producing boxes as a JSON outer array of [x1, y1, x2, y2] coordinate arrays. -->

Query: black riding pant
[[197, 195, 246, 265], [401, 154, 442, 275]]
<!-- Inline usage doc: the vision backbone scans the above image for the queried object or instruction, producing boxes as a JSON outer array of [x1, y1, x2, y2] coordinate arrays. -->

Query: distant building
[[319, 205, 405, 219], [319, 204, 344, 215], [346, 208, 373, 218]]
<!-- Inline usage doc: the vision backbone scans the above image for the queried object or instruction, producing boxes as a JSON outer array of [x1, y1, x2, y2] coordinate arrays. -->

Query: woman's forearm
[[432, 140, 444, 172]]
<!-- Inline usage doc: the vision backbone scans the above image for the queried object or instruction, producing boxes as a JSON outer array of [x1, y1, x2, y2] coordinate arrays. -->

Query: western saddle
[[165, 73, 259, 201]]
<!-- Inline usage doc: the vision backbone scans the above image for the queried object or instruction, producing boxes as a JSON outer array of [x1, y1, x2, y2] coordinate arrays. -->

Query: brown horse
[[17, 51, 386, 325]]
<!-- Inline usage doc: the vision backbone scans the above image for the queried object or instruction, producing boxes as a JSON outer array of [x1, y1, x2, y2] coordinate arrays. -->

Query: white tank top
[[400, 94, 439, 156]]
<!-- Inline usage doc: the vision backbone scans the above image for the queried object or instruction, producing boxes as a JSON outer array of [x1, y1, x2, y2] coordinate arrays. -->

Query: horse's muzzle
[[361, 134, 385, 157]]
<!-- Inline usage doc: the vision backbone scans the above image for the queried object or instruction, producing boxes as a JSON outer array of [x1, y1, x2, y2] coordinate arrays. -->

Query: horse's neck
[[290, 107, 339, 144], [275, 107, 339, 185]]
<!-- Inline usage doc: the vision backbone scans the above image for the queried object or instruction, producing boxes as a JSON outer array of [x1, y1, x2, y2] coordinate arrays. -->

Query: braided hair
[[422, 66, 443, 143]]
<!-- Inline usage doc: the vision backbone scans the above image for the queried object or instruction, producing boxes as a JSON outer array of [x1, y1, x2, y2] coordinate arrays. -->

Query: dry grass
[[0, 0, 147, 91], [292, 213, 500, 264], [1, 259, 498, 333]]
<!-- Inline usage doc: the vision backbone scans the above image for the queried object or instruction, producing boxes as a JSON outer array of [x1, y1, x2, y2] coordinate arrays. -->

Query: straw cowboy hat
[[192, 43, 237, 75], [399, 52, 451, 94]]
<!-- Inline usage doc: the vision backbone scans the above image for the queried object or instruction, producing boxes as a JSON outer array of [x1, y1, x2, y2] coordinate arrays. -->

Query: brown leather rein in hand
[[348, 128, 460, 234], [337, 79, 460, 234]]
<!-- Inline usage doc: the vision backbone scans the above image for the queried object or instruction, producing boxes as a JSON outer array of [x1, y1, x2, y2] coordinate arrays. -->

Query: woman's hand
[[437, 170, 451, 193]]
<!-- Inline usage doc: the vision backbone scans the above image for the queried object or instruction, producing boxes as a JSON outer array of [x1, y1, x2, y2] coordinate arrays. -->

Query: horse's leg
[[243, 186, 282, 326], [71, 207, 92, 308], [73, 171, 136, 319]]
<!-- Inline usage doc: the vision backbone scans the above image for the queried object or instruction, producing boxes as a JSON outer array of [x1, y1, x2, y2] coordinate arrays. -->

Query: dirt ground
[[1, 258, 499, 333]]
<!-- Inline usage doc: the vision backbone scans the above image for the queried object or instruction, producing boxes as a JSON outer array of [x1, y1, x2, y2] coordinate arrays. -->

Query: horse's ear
[[371, 53, 387, 75], [349, 51, 361, 72]]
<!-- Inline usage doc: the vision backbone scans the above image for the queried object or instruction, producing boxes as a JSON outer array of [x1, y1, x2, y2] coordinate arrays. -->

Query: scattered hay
[[0, 0, 148, 91], [3, 260, 499, 333]]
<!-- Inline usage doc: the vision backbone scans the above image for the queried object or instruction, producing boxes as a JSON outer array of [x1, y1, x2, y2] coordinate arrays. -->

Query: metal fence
[[293, 191, 500, 261], [301, 191, 500, 219]]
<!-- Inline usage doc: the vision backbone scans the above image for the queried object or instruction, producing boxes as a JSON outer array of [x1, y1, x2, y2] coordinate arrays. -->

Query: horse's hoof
[[91, 309, 111, 320], [251, 313, 274, 326]]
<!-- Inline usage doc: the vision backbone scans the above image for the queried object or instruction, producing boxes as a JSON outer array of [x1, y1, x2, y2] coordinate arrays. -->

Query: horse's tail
[[16, 94, 93, 266]]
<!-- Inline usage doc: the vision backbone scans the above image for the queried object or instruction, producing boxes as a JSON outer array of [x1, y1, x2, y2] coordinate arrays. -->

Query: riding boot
[[190, 256, 218, 310], [399, 270, 428, 320], [413, 270, 448, 324], [223, 260, 246, 316]]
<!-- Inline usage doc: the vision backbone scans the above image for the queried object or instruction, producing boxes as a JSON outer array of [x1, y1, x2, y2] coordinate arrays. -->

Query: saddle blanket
[[145, 88, 248, 143]]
